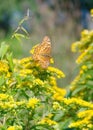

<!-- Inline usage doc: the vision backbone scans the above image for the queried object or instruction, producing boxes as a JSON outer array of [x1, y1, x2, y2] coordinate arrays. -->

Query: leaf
[[6, 53, 14, 72], [0, 42, 9, 59], [0, 76, 5, 86], [21, 27, 29, 37], [53, 111, 64, 121], [72, 85, 86, 96], [12, 33, 29, 42], [59, 118, 74, 130], [86, 80, 93, 89]]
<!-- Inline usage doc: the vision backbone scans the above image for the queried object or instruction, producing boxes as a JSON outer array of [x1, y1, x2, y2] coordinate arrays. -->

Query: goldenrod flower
[[81, 65, 87, 70], [34, 78, 44, 86], [53, 102, 62, 110], [62, 98, 93, 108], [20, 57, 32, 64], [38, 117, 57, 126], [19, 69, 33, 77], [0, 61, 9, 73], [0, 93, 9, 100], [53, 87, 66, 101], [7, 125, 22, 130], [71, 41, 81, 52], [7, 126, 15, 130], [81, 30, 89, 38], [27, 98, 39, 108], [48, 66, 65, 78]]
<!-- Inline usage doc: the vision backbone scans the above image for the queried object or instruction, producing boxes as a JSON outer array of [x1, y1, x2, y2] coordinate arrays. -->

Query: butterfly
[[33, 36, 51, 68]]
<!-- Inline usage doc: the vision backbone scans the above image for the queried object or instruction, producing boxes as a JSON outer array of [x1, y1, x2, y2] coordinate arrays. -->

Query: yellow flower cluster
[[48, 66, 65, 78], [81, 30, 89, 38], [69, 110, 93, 129], [76, 50, 88, 64], [0, 61, 9, 73], [0, 93, 9, 100], [27, 98, 40, 109], [71, 41, 81, 52], [76, 45, 93, 64], [33, 78, 44, 86], [78, 110, 93, 118], [7, 125, 22, 130], [81, 65, 88, 71], [19, 56, 38, 69], [53, 102, 62, 110], [53, 86, 66, 101], [38, 117, 57, 126], [19, 69, 33, 77], [0, 94, 25, 109], [49, 76, 57, 86], [20, 57, 32, 65], [62, 98, 93, 108]]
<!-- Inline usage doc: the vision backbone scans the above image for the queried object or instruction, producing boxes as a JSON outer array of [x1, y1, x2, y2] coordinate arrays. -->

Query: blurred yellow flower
[[90, 9, 93, 17], [27, 98, 39, 108], [0, 93, 9, 100], [7, 126, 22, 130], [7, 126, 15, 130], [0, 61, 9, 73]]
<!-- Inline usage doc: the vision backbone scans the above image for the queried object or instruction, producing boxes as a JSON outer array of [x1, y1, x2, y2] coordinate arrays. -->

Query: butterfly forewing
[[33, 36, 51, 68]]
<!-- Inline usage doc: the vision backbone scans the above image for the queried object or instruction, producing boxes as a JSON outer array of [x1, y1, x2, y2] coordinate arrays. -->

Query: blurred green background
[[0, 0, 93, 87]]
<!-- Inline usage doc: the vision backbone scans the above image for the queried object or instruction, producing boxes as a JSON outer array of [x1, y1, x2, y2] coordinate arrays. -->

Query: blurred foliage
[[70, 29, 93, 101]]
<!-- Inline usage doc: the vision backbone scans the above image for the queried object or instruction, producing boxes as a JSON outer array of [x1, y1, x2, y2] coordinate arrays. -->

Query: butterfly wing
[[33, 36, 51, 68]]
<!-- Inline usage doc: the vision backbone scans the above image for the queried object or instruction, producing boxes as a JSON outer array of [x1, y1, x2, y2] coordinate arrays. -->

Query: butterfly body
[[33, 36, 51, 68]]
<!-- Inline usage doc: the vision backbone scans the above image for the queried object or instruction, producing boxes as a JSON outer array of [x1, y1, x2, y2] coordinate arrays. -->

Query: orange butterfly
[[33, 36, 51, 68]]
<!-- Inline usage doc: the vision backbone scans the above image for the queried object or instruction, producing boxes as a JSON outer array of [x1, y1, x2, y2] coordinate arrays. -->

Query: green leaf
[[6, 53, 14, 72], [53, 111, 64, 121], [0, 76, 5, 86], [0, 42, 9, 59], [86, 80, 93, 89], [72, 85, 86, 96], [21, 27, 29, 37], [12, 33, 29, 42]]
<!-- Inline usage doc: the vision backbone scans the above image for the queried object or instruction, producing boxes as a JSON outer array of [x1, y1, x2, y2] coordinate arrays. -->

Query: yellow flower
[[62, 98, 93, 108], [7, 126, 15, 130], [50, 58, 54, 64], [38, 117, 57, 126], [71, 41, 81, 52], [49, 77, 57, 86], [0, 93, 9, 100], [53, 87, 66, 101], [81, 30, 89, 38], [90, 9, 93, 17], [27, 98, 39, 108], [81, 65, 87, 71], [78, 110, 93, 118], [19, 69, 33, 77], [0, 61, 9, 73], [53, 102, 62, 110], [7, 126, 22, 130], [34, 78, 44, 86], [20, 57, 32, 64], [48, 67, 65, 78], [30, 44, 39, 54], [76, 51, 87, 64]]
